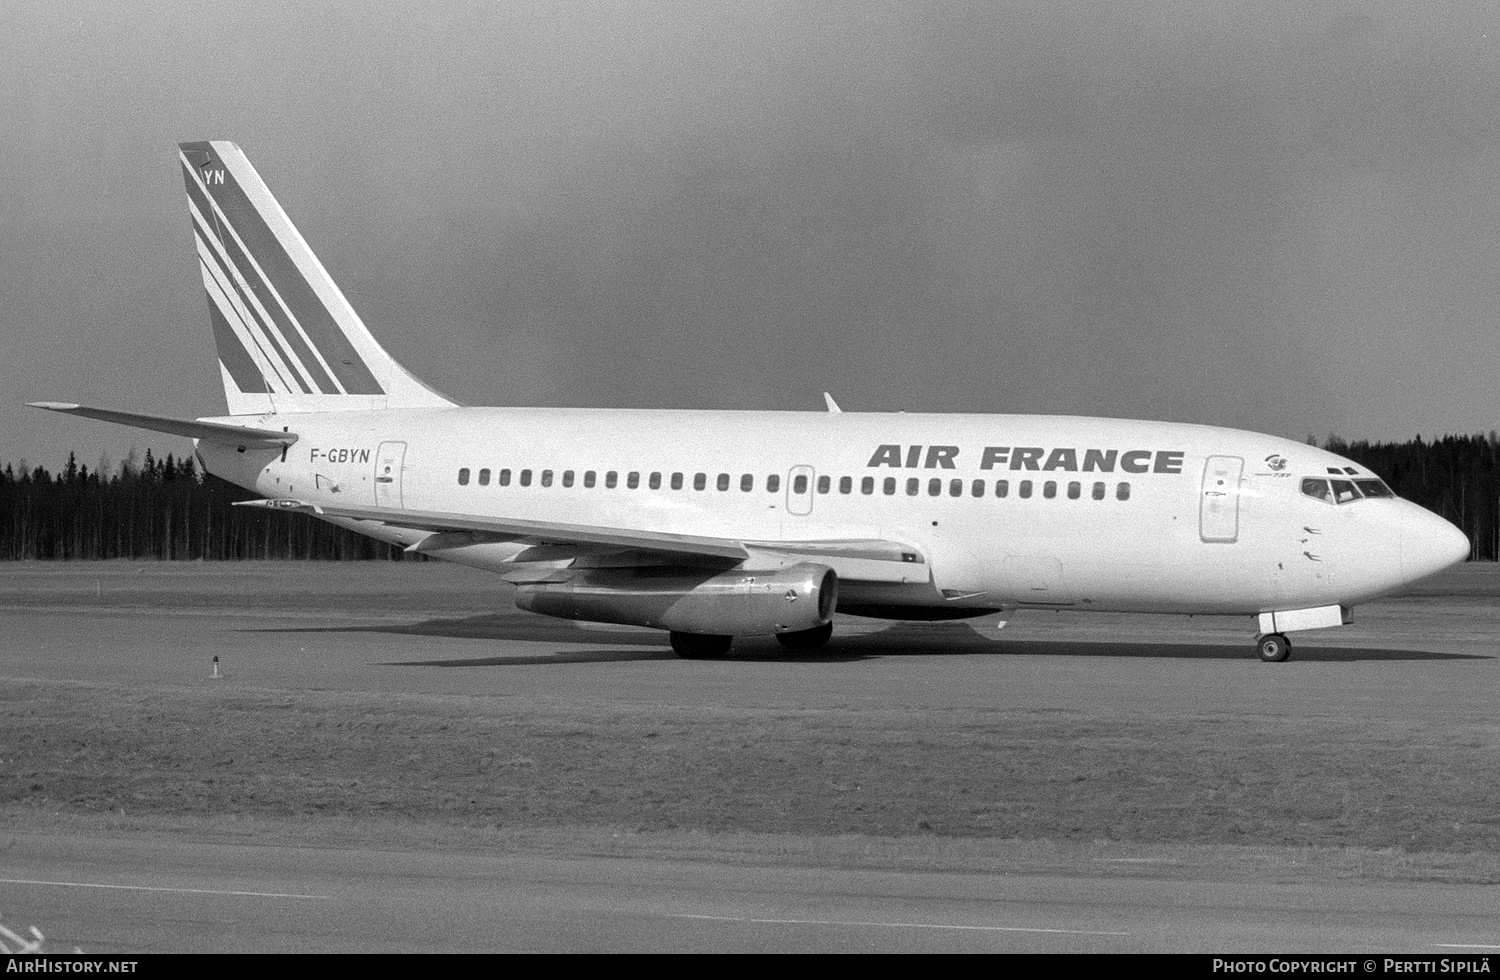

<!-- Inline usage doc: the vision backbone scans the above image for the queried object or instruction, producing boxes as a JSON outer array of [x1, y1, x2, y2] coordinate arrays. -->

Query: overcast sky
[[5, 0, 1500, 473]]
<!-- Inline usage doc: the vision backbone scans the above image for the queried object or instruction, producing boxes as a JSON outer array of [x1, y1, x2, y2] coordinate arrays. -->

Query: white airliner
[[31, 141, 1470, 662]]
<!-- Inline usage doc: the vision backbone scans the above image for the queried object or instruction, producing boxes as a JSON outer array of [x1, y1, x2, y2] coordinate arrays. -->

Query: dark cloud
[[5, 1, 1500, 469]]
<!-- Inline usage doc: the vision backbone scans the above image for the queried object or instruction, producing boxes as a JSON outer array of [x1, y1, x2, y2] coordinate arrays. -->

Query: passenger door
[[374, 441, 407, 508], [1199, 455, 1243, 543]]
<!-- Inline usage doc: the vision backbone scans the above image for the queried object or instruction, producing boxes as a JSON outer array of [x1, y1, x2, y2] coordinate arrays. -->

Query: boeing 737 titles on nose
[[29, 141, 1471, 661]]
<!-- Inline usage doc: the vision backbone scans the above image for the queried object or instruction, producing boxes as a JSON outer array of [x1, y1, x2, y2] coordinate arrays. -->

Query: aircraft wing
[[235, 498, 926, 582], [28, 402, 298, 448]]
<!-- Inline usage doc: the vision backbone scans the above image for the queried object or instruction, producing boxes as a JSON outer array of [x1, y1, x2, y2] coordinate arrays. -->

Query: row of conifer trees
[[0, 450, 402, 560], [1, 433, 1497, 561]]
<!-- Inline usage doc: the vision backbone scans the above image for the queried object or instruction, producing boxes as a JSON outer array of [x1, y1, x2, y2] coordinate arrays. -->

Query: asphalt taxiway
[[2, 561, 1498, 953]]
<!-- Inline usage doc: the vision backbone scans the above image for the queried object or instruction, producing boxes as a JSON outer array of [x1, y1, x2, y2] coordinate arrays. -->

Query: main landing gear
[[1256, 633, 1292, 663]]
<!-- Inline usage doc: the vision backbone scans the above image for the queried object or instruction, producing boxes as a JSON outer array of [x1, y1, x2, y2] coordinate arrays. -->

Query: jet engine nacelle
[[515, 563, 838, 636]]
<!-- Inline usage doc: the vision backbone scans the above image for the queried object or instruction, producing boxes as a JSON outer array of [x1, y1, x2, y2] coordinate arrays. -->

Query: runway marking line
[[0, 877, 329, 900], [669, 913, 1127, 936]]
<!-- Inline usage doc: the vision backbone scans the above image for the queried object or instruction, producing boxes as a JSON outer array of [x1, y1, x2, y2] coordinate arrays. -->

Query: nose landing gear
[[1256, 633, 1291, 662]]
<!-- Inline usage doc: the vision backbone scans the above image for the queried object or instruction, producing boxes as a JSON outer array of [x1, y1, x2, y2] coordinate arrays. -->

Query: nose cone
[[1401, 505, 1470, 582]]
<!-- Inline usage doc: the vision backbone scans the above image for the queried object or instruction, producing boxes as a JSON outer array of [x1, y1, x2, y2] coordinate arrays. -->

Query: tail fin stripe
[[189, 193, 332, 395], [179, 140, 459, 415], [197, 248, 297, 395], [204, 286, 273, 394], [181, 160, 220, 246], [190, 204, 313, 394], [191, 151, 384, 395], [184, 162, 338, 396]]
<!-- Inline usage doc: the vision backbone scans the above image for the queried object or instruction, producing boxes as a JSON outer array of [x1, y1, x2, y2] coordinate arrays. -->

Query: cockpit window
[[1304, 474, 1394, 504], [1301, 478, 1332, 502]]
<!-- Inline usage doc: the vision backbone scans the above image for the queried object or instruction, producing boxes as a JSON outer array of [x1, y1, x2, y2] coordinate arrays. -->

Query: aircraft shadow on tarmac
[[248, 616, 1486, 666], [820, 623, 1485, 663]]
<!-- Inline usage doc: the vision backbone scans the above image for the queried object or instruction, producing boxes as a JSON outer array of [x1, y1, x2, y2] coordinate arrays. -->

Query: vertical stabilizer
[[179, 141, 456, 415]]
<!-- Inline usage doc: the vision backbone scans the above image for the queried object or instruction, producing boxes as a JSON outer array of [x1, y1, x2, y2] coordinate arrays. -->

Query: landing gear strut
[[1256, 633, 1291, 663], [776, 622, 834, 651], [669, 631, 733, 659]]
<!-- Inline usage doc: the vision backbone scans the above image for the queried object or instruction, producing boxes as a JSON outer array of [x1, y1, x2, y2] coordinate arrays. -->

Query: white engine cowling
[[515, 563, 837, 636]]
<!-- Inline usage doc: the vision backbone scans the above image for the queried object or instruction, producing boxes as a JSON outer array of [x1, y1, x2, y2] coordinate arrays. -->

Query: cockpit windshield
[[1354, 479, 1394, 498], [1300, 476, 1396, 504], [1330, 479, 1359, 503], [1300, 477, 1332, 502]]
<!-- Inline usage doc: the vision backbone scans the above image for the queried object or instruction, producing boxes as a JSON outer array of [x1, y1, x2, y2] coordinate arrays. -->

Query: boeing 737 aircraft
[[31, 141, 1471, 662]]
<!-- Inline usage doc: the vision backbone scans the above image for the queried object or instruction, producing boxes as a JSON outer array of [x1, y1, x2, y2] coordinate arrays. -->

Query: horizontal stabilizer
[[28, 402, 298, 448]]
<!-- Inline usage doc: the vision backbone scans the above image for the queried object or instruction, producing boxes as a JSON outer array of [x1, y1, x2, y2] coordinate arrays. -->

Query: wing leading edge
[[235, 498, 926, 583]]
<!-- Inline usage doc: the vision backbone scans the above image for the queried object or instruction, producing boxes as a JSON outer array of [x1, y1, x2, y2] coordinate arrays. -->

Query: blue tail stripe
[[181, 162, 218, 243], [182, 159, 337, 395], [191, 212, 313, 394], [182, 147, 384, 395], [204, 274, 270, 393], [198, 246, 300, 393]]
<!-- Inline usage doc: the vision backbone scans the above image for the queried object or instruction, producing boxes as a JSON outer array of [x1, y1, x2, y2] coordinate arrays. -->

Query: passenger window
[[458, 467, 470, 486], [562, 470, 575, 488], [742, 474, 754, 492], [1330, 479, 1360, 503], [499, 468, 512, 487], [883, 477, 897, 495], [906, 478, 920, 496], [694, 473, 707, 491], [583, 470, 596, 488], [839, 476, 852, 494], [817, 475, 831, 494], [1092, 481, 1105, 500], [671, 472, 683, 490], [478, 468, 490, 486], [1116, 482, 1130, 501], [766, 474, 780, 493], [520, 469, 532, 487], [627, 471, 640, 489], [949, 479, 963, 497], [605, 471, 618, 489], [1067, 481, 1080, 500], [1043, 481, 1057, 499], [995, 480, 1009, 498], [650, 472, 662, 490], [718, 473, 731, 491], [862, 476, 874, 495], [928, 478, 942, 497], [540, 469, 553, 487], [792, 474, 807, 494], [1019, 480, 1033, 499], [1301, 478, 1331, 502], [971, 479, 985, 498]]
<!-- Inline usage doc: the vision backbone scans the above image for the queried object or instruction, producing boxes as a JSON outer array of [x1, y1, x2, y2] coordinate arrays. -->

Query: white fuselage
[[197, 407, 1468, 618]]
